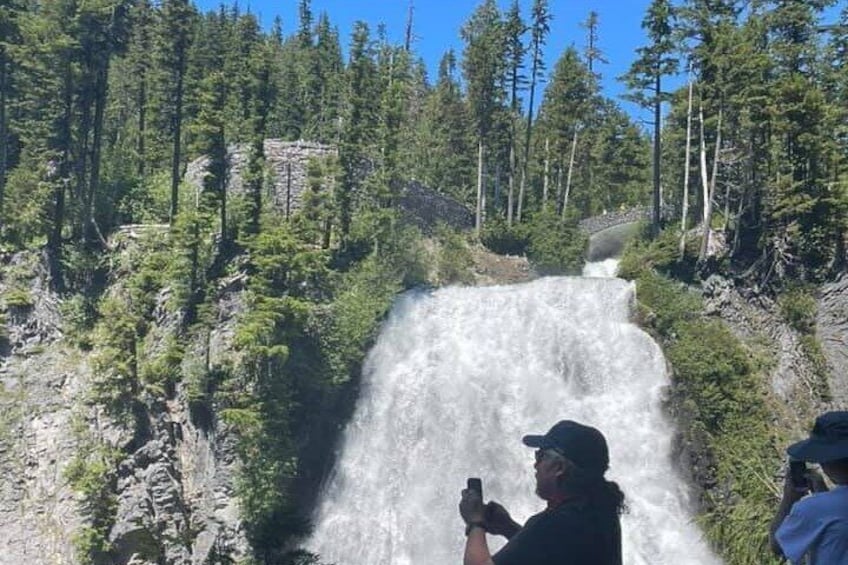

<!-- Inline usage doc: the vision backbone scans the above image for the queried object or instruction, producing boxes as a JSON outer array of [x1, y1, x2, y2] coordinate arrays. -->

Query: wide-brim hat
[[522, 420, 609, 475], [787, 411, 848, 463]]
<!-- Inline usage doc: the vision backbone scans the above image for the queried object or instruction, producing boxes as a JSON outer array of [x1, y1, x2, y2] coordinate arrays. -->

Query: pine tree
[[763, 0, 843, 280], [535, 47, 593, 217], [461, 0, 506, 234], [503, 0, 526, 225], [155, 0, 194, 224], [313, 12, 344, 142], [126, 0, 154, 177], [622, 0, 678, 237], [410, 50, 473, 204], [337, 21, 378, 241], [192, 69, 228, 243], [0, 0, 22, 222], [517, 0, 551, 222]]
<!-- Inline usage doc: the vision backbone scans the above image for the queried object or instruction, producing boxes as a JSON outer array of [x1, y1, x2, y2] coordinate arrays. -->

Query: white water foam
[[304, 272, 721, 565]]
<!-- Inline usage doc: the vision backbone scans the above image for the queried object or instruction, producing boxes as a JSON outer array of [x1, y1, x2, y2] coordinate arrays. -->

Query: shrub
[[435, 225, 474, 285], [3, 287, 33, 309], [777, 286, 817, 334], [65, 445, 120, 564], [481, 216, 529, 256], [524, 208, 587, 275]]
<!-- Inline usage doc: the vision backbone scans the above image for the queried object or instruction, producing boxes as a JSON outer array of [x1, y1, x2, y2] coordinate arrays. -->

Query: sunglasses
[[534, 448, 566, 462]]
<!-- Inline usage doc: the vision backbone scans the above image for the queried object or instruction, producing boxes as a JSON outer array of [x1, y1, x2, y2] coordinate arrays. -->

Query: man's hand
[[806, 467, 828, 493], [460, 488, 486, 525], [781, 465, 808, 502], [484, 501, 521, 540]]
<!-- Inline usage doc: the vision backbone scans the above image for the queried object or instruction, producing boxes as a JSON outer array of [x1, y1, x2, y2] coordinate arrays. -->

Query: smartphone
[[790, 460, 808, 491], [467, 477, 483, 499]]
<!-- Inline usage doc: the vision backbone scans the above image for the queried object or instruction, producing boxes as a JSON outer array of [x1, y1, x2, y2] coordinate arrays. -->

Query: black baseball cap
[[522, 420, 610, 475], [788, 411, 848, 463]]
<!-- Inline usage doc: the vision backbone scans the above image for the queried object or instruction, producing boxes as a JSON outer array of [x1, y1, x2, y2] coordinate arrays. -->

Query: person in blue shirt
[[769, 411, 848, 564]]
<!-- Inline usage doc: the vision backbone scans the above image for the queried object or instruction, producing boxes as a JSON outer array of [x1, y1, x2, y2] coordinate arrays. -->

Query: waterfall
[[304, 264, 721, 565]]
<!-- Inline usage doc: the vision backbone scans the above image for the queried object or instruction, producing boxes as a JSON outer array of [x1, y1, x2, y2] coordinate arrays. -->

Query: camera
[[467, 477, 483, 498], [789, 460, 808, 492]]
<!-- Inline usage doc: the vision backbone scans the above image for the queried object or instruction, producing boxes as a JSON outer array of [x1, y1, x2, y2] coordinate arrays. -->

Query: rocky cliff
[[0, 251, 251, 565]]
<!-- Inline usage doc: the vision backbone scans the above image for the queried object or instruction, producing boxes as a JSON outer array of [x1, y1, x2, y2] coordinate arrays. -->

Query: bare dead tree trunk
[[475, 138, 484, 235], [699, 102, 709, 226], [507, 139, 515, 225], [542, 137, 550, 209], [517, 169, 527, 221], [404, 1, 414, 52], [562, 129, 578, 219], [651, 72, 661, 237], [700, 105, 723, 262], [680, 68, 693, 257]]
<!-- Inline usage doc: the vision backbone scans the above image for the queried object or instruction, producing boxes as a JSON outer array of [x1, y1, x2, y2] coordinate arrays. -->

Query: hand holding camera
[[460, 477, 486, 526]]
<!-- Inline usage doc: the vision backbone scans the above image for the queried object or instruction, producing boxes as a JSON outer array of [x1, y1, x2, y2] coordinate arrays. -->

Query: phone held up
[[467, 477, 483, 499], [790, 460, 809, 492]]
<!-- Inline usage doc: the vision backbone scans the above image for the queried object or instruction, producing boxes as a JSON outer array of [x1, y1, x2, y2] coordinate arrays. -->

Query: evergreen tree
[[461, 0, 506, 234], [581, 11, 607, 77], [337, 21, 378, 242], [0, 0, 23, 223], [126, 0, 154, 177], [154, 0, 194, 224], [623, 0, 678, 237], [763, 0, 843, 280], [517, 0, 551, 222], [411, 50, 474, 204], [312, 12, 344, 142], [534, 47, 593, 216], [503, 0, 526, 225], [192, 69, 228, 243]]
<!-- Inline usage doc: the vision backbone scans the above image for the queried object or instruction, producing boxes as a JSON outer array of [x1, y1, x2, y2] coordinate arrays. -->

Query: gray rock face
[[0, 349, 87, 565], [0, 255, 250, 565], [818, 274, 848, 407], [701, 274, 820, 404], [185, 139, 337, 221], [185, 140, 474, 233], [396, 180, 474, 233]]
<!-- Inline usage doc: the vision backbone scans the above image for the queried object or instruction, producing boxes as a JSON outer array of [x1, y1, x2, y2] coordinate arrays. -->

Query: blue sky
[[195, 0, 661, 124]]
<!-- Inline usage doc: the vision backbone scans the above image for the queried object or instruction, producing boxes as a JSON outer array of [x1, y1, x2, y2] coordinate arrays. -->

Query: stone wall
[[185, 140, 473, 233], [185, 139, 337, 220], [579, 205, 674, 235]]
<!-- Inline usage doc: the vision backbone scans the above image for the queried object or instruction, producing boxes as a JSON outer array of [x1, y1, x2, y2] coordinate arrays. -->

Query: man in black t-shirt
[[459, 420, 624, 565]]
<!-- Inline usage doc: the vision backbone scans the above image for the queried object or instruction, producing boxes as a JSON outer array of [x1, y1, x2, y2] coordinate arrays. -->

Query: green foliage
[[167, 206, 216, 312], [65, 443, 121, 565], [777, 286, 817, 334], [621, 236, 784, 565], [0, 312, 7, 344], [618, 224, 699, 282], [90, 294, 141, 413], [139, 336, 184, 395], [2, 286, 32, 309], [776, 285, 830, 400], [481, 216, 529, 255], [523, 208, 587, 275], [0, 153, 52, 247], [115, 170, 173, 224], [631, 269, 701, 335], [317, 255, 402, 385], [435, 225, 474, 286], [482, 210, 587, 275], [799, 334, 831, 402], [60, 294, 96, 349]]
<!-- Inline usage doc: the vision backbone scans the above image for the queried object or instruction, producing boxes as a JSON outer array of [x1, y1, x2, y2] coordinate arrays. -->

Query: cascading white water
[[304, 263, 722, 565]]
